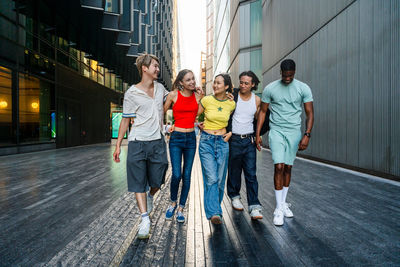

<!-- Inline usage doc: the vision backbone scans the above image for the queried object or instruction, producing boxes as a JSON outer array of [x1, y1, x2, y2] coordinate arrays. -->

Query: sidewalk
[[0, 143, 399, 266]]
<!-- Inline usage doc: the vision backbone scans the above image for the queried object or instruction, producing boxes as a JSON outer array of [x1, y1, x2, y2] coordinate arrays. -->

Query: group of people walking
[[113, 53, 314, 239]]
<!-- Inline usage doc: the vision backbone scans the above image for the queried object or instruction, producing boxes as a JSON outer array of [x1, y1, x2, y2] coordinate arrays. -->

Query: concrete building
[[206, 0, 399, 178], [0, 0, 177, 155], [200, 51, 207, 93], [205, 0, 214, 95]]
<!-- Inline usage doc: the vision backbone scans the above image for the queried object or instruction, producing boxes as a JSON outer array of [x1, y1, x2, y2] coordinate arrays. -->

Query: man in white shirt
[[226, 71, 263, 220], [113, 54, 169, 239]]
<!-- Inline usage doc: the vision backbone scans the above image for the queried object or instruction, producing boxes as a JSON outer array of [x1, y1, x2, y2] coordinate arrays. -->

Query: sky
[[177, 0, 206, 85]]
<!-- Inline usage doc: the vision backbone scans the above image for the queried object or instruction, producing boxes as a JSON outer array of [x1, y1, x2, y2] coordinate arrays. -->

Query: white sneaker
[[282, 203, 293, 218], [273, 209, 284, 226], [138, 218, 150, 239], [147, 194, 153, 214], [250, 208, 263, 220], [231, 198, 244, 211]]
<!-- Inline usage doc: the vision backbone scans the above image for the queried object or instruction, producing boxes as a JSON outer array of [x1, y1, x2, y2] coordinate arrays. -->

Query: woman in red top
[[163, 69, 204, 223]]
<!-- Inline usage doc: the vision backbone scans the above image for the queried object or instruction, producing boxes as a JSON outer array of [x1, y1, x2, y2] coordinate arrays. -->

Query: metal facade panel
[[326, 21, 338, 161], [391, 0, 400, 176], [372, 0, 391, 174], [345, 3, 359, 167], [358, 0, 374, 169], [336, 12, 347, 163], [262, 0, 353, 73], [261, 0, 399, 177]]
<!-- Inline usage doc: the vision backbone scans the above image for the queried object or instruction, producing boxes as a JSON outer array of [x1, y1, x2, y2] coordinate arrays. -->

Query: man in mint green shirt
[[255, 59, 314, 226]]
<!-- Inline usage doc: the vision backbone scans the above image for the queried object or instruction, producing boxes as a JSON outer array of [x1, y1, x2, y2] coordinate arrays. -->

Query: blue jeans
[[199, 131, 229, 219], [169, 131, 197, 208], [227, 134, 261, 208]]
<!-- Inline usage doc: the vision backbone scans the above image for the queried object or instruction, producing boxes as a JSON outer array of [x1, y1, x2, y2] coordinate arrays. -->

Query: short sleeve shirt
[[261, 79, 313, 130], [122, 81, 169, 141], [200, 95, 236, 130]]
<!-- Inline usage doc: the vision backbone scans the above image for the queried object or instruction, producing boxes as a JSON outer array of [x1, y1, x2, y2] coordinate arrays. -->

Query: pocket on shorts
[[128, 141, 145, 160]]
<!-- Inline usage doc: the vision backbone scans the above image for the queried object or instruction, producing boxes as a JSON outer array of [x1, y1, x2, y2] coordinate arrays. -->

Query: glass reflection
[[19, 74, 53, 143], [105, 0, 120, 13], [0, 66, 13, 146]]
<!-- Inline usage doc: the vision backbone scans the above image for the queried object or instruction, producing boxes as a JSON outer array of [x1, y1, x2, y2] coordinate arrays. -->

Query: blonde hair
[[136, 54, 159, 77]]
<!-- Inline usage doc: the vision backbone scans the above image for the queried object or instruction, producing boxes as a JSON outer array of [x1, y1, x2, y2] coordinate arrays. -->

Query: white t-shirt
[[122, 81, 169, 141]]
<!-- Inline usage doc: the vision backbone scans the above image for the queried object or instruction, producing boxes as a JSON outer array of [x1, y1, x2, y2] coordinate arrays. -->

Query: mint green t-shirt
[[261, 79, 313, 130]]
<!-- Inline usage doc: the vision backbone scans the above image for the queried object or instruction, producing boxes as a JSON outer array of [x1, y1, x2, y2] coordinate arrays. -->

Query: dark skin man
[[255, 70, 314, 191]]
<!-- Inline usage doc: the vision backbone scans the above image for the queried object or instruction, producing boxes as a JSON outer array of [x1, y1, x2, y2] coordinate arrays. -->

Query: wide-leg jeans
[[199, 131, 229, 219]]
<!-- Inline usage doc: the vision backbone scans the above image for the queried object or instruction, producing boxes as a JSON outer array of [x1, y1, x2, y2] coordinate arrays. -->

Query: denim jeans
[[169, 131, 197, 208], [199, 131, 230, 219], [227, 134, 261, 208]]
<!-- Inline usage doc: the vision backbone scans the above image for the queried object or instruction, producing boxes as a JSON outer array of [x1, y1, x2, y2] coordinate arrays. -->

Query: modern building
[[206, 0, 263, 94], [206, 0, 399, 179], [200, 51, 206, 93], [205, 0, 214, 95], [0, 0, 177, 155]]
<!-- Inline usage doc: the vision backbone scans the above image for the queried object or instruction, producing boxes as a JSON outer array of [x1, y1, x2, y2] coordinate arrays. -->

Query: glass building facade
[[206, 0, 263, 94], [0, 0, 176, 155]]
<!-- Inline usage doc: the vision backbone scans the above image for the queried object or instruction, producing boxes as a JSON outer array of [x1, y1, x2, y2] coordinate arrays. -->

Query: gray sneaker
[[138, 218, 151, 239], [147, 193, 153, 214], [231, 198, 244, 211], [250, 209, 263, 220]]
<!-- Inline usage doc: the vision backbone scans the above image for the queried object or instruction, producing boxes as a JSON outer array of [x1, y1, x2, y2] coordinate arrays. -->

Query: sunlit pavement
[[0, 143, 399, 266]]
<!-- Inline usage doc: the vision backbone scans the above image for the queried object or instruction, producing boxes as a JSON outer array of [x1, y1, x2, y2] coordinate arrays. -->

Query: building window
[[250, 49, 262, 94], [250, 0, 262, 46], [105, 70, 111, 88], [0, 16, 17, 42], [0, 66, 13, 146], [18, 73, 53, 143], [90, 60, 98, 82], [239, 0, 261, 48], [105, 0, 120, 13]]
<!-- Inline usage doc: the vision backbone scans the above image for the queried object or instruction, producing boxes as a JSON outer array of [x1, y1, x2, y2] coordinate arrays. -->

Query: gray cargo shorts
[[126, 135, 168, 193]]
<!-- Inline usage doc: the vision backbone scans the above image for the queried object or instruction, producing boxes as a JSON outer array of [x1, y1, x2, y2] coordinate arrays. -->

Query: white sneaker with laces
[[273, 208, 284, 226], [282, 203, 293, 218], [138, 218, 151, 239], [231, 198, 244, 211], [250, 208, 263, 220], [147, 194, 153, 214]]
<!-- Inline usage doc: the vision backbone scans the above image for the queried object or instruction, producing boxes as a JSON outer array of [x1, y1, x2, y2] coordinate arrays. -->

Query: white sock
[[282, 186, 289, 204], [141, 212, 149, 221], [275, 189, 283, 210]]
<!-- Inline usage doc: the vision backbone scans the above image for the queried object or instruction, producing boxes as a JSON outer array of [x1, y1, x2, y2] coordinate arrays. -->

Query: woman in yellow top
[[197, 73, 236, 224]]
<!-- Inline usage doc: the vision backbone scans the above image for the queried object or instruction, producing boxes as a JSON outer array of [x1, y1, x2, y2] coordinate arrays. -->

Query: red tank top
[[172, 91, 198, 128]]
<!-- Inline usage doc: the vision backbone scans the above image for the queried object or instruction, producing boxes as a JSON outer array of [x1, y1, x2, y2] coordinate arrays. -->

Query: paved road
[[0, 143, 399, 266]]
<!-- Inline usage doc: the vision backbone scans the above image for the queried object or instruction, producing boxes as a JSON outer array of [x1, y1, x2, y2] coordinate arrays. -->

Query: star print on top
[[200, 95, 236, 130]]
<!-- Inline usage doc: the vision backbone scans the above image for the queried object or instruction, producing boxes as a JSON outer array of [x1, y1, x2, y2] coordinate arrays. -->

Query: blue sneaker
[[176, 211, 185, 223], [165, 205, 177, 220]]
